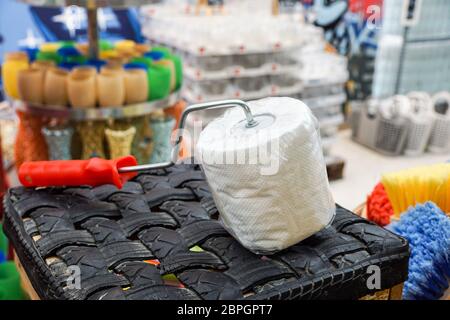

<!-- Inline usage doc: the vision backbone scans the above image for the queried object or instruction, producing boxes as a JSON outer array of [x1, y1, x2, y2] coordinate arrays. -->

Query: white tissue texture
[[196, 97, 335, 254]]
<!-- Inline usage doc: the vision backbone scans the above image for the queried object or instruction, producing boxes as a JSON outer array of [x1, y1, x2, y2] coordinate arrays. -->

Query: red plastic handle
[[18, 156, 138, 189]]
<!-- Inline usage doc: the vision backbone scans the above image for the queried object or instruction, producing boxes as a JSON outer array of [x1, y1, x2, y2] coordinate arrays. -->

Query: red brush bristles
[[366, 182, 394, 226]]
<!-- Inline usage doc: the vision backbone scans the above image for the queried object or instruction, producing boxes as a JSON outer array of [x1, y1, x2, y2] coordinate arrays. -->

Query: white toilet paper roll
[[196, 97, 335, 254]]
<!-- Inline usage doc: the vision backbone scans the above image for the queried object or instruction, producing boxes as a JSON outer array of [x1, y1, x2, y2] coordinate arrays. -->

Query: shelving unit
[[12, 90, 180, 121], [6, 0, 182, 165]]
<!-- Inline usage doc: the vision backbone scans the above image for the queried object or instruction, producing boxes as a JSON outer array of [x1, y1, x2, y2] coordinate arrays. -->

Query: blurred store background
[[0, 0, 449, 211], [0, 0, 449, 302]]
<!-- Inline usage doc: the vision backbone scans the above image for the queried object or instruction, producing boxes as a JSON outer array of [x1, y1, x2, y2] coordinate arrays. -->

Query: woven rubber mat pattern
[[3, 163, 409, 300]]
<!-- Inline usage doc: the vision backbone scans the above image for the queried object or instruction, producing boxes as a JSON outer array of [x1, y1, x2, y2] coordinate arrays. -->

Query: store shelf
[[303, 93, 347, 109], [145, 34, 302, 57], [18, 0, 161, 8], [302, 75, 349, 88], [184, 63, 301, 82], [12, 90, 181, 121], [182, 84, 302, 104]]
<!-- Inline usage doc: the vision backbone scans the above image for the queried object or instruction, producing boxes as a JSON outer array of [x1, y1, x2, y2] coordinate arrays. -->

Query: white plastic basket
[[404, 92, 434, 156], [428, 91, 450, 153], [354, 99, 381, 149], [373, 96, 409, 155]]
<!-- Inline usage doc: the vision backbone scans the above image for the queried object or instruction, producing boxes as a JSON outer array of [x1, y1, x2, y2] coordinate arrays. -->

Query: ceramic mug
[[67, 71, 97, 108], [31, 60, 56, 71], [17, 68, 45, 104], [124, 69, 149, 104], [106, 57, 127, 68], [2, 52, 29, 99], [44, 68, 69, 106], [101, 64, 124, 76], [97, 72, 125, 107], [72, 66, 97, 78]]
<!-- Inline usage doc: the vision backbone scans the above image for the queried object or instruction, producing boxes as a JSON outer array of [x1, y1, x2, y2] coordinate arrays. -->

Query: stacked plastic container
[[299, 52, 348, 157], [141, 13, 314, 103], [141, 4, 348, 159]]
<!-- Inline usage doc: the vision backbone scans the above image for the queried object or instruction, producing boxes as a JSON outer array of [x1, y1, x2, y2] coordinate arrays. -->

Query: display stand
[[12, 91, 181, 121], [11, 0, 182, 164]]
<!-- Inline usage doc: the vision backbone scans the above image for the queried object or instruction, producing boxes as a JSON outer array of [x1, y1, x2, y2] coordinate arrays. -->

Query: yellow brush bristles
[[381, 163, 450, 218]]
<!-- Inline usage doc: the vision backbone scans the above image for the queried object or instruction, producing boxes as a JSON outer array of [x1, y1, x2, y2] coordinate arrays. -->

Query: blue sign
[[0, 0, 143, 63]]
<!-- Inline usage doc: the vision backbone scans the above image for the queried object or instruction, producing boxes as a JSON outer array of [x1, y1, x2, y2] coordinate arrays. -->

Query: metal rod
[[118, 99, 258, 173], [87, 7, 99, 60]]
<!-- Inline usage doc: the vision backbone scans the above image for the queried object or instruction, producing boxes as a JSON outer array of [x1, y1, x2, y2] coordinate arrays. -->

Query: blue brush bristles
[[390, 202, 450, 300]]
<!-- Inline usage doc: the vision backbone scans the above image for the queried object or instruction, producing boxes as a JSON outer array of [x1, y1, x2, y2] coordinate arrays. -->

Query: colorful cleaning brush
[[367, 163, 450, 225], [389, 202, 450, 300]]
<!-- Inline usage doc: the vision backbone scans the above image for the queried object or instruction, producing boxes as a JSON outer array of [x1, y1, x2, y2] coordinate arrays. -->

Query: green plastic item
[[131, 57, 152, 69], [148, 64, 171, 101], [0, 223, 7, 255], [58, 40, 75, 47], [65, 55, 87, 64], [169, 54, 183, 90], [150, 46, 171, 57], [149, 48, 183, 90], [36, 51, 62, 64], [0, 262, 27, 300], [99, 40, 114, 51]]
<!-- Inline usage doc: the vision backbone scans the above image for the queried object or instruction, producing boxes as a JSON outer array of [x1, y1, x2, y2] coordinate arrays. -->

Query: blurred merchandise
[[372, 0, 450, 97], [14, 111, 49, 167], [141, 3, 348, 165], [351, 91, 450, 156], [0, 0, 449, 303], [2, 41, 182, 108], [42, 126, 74, 160]]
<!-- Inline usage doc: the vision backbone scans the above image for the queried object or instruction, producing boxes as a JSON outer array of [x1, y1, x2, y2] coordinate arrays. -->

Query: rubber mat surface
[[3, 163, 409, 300]]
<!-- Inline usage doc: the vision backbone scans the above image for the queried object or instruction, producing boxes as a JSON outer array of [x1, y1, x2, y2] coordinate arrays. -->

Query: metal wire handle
[[118, 99, 258, 173]]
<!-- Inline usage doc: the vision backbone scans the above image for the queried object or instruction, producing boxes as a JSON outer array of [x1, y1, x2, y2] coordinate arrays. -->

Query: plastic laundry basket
[[374, 96, 409, 156], [404, 92, 434, 156], [354, 99, 381, 149], [428, 91, 450, 153], [375, 117, 407, 155]]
